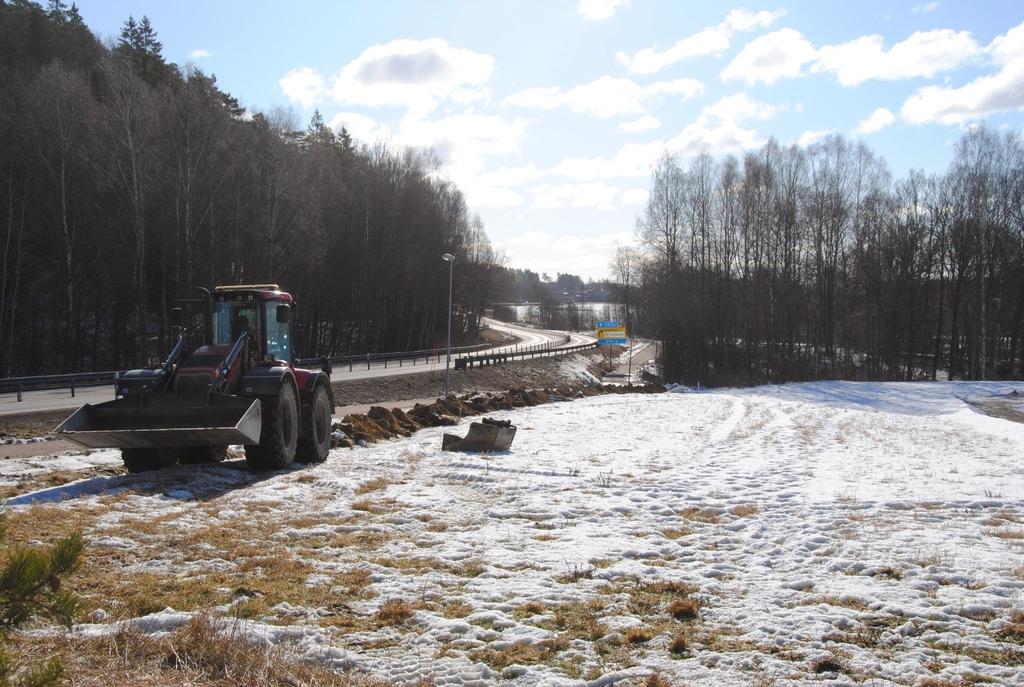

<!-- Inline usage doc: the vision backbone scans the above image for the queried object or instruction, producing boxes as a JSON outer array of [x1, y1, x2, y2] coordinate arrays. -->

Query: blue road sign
[[597, 321, 620, 328], [597, 338, 628, 345]]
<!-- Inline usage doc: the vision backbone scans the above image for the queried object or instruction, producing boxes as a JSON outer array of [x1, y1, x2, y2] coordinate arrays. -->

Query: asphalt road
[[0, 319, 595, 417]]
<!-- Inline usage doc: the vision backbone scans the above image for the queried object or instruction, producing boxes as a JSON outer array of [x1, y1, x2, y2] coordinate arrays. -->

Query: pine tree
[[0, 513, 82, 687], [115, 14, 167, 85], [339, 126, 354, 153], [46, 0, 68, 23]]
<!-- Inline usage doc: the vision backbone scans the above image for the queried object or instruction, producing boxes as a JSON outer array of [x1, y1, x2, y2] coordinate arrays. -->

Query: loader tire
[[178, 445, 227, 466], [296, 384, 331, 464], [122, 448, 178, 473], [245, 381, 298, 471]]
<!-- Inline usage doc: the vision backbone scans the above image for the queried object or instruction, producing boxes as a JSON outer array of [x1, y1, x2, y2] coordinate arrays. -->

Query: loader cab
[[211, 285, 293, 364]]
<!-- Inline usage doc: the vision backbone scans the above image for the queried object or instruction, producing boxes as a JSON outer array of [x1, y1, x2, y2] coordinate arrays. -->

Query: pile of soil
[[328, 352, 604, 408], [333, 383, 662, 447]]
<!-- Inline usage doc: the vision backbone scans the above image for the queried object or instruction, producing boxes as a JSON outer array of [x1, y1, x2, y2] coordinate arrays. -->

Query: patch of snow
[[11, 380, 1024, 685]]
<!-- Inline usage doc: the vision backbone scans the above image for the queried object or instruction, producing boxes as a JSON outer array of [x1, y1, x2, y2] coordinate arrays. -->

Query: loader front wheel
[[296, 385, 331, 464], [245, 380, 298, 471], [122, 448, 178, 473], [179, 445, 227, 466]]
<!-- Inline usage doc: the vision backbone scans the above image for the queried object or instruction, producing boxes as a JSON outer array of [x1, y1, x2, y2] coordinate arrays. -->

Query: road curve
[[1, 319, 595, 417]]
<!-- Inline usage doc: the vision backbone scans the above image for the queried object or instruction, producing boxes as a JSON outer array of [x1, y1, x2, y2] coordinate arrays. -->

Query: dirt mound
[[330, 383, 663, 448]]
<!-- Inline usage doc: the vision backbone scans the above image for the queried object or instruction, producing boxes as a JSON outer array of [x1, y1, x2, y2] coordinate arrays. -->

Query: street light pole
[[442, 253, 456, 396]]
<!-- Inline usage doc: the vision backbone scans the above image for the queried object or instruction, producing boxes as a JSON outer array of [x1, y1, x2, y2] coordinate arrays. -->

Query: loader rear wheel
[[245, 380, 298, 471], [178, 445, 227, 466], [122, 448, 178, 473], [296, 385, 331, 464]]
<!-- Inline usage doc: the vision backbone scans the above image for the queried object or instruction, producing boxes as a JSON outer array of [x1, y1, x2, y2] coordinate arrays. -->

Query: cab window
[[264, 302, 292, 362]]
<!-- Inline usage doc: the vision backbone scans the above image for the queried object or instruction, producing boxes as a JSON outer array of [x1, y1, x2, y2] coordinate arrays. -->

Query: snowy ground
[[7, 381, 1024, 686]]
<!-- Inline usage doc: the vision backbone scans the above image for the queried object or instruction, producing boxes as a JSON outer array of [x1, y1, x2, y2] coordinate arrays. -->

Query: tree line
[[0, 1, 503, 376], [614, 129, 1024, 386]]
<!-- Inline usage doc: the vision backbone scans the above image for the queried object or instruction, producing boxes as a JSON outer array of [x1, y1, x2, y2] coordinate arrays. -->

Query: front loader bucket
[[54, 394, 262, 450], [442, 418, 517, 452]]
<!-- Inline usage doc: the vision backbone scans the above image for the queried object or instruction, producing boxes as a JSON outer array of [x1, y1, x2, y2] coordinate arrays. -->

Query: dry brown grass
[[354, 477, 391, 495], [731, 503, 760, 518], [678, 507, 720, 524], [441, 600, 474, 618], [548, 599, 609, 641], [374, 599, 413, 626], [15, 615, 388, 687], [645, 672, 671, 687], [534, 533, 557, 541], [624, 625, 656, 644], [668, 597, 701, 621], [795, 595, 870, 611], [988, 526, 1024, 540], [811, 654, 848, 674], [668, 629, 689, 656], [660, 526, 694, 540], [998, 610, 1024, 642], [350, 497, 405, 514], [513, 600, 547, 619], [555, 563, 594, 584], [0, 465, 125, 500], [457, 558, 486, 578], [469, 637, 570, 671]]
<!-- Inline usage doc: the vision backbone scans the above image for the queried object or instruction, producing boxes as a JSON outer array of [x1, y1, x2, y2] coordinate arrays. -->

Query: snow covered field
[[7, 381, 1024, 686]]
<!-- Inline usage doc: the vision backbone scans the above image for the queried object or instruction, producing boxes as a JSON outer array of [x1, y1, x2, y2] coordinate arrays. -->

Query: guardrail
[[457, 337, 595, 369], [1, 336, 597, 401], [295, 341, 493, 372], [0, 371, 120, 402]]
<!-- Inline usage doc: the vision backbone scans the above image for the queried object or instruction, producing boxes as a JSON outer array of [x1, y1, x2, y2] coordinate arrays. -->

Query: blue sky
[[75, 1, 1024, 280]]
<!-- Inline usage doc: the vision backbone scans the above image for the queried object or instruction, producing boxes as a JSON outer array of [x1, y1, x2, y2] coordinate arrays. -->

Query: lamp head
[[441, 253, 456, 262]]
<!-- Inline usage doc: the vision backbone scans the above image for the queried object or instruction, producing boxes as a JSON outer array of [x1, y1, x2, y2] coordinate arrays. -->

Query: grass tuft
[[355, 477, 391, 495], [374, 599, 414, 626], [668, 597, 701, 621]]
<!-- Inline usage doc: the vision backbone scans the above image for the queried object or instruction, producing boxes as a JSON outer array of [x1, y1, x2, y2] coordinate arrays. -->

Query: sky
[[74, 0, 1024, 281]]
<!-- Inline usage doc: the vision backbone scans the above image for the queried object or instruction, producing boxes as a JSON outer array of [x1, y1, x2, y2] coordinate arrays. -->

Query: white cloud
[[577, 0, 629, 21], [397, 112, 528, 172], [852, 107, 896, 135], [617, 116, 662, 133], [721, 28, 817, 85], [532, 182, 622, 210], [668, 92, 782, 156], [278, 66, 326, 108], [618, 9, 785, 74], [550, 141, 667, 181], [327, 112, 392, 143], [495, 230, 634, 280], [797, 129, 834, 146], [901, 21, 1024, 124], [813, 29, 979, 86], [280, 39, 493, 114], [391, 112, 531, 208], [545, 93, 780, 182], [504, 75, 702, 118], [912, 2, 939, 14], [620, 188, 650, 206], [703, 92, 782, 121], [190, 48, 211, 59], [723, 25, 979, 88]]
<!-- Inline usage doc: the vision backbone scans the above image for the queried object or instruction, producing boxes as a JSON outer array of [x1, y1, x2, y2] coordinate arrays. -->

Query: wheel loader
[[54, 284, 334, 472]]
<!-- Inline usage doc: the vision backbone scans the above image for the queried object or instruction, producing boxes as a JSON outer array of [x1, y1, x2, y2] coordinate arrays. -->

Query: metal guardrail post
[[114, 371, 119, 398], [17, 384, 22, 402], [71, 379, 75, 397]]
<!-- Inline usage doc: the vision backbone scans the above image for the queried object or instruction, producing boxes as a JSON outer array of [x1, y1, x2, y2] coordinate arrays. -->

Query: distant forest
[[0, 1, 520, 376], [615, 130, 1024, 385]]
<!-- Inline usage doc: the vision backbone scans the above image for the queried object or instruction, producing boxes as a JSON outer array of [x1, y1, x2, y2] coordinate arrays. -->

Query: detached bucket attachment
[[442, 417, 516, 452], [55, 394, 262, 450]]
